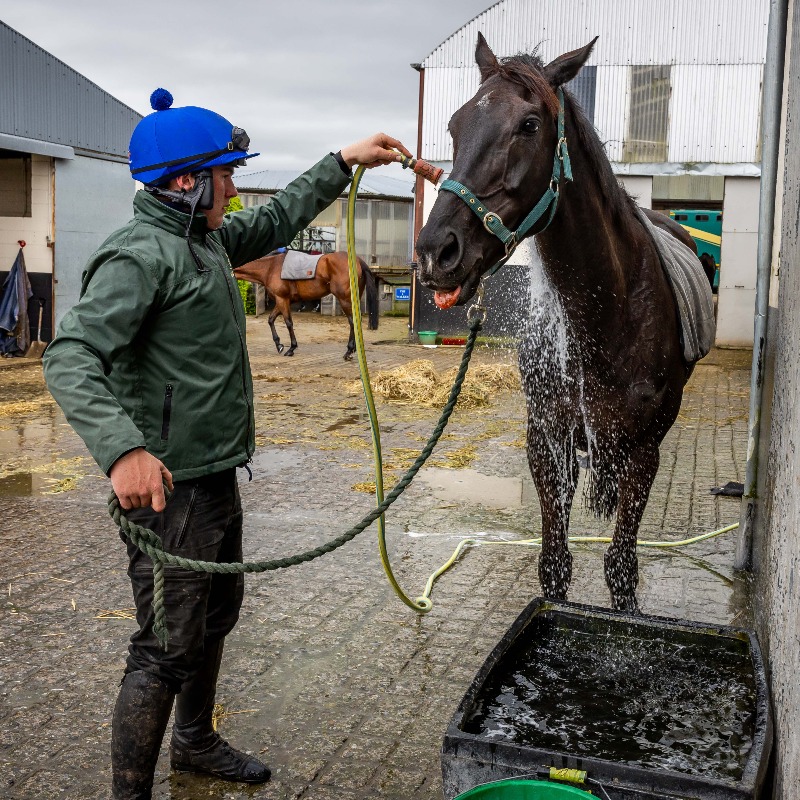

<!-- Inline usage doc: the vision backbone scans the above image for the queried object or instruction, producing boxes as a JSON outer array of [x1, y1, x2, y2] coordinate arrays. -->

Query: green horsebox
[[670, 208, 722, 291]]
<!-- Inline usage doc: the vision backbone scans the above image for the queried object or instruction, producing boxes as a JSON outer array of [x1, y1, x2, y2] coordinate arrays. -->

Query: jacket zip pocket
[[160, 383, 173, 441]]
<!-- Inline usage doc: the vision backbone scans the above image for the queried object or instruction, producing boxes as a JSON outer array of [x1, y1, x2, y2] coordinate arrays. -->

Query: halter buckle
[[549, 178, 560, 195], [557, 137, 567, 160], [504, 235, 517, 258], [482, 211, 504, 234]]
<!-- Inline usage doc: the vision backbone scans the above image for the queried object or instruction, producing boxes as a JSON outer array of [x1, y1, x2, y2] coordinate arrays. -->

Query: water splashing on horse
[[416, 34, 710, 612]]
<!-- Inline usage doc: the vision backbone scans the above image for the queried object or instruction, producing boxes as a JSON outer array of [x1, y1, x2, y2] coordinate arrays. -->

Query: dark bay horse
[[416, 34, 702, 611], [233, 251, 378, 360]]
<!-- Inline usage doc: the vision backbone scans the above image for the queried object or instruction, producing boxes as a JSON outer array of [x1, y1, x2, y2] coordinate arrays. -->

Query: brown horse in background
[[233, 251, 379, 360]]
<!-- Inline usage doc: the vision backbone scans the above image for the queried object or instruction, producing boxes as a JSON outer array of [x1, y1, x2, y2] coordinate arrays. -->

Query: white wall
[[0, 153, 53, 274], [54, 155, 135, 327], [716, 176, 760, 346], [617, 175, 652, 208]]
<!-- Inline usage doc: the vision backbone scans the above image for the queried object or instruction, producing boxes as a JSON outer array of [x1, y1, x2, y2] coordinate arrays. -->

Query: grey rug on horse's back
[[637, 207, 716, 364], [280, 250, 323, 280]]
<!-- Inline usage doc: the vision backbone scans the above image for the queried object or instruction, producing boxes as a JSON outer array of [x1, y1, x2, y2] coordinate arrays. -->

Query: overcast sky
[[2, 0, 492, 174]]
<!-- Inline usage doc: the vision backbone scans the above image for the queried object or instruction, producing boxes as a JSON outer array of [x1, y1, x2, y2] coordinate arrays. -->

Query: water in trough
[[461, 614, 757, 782]]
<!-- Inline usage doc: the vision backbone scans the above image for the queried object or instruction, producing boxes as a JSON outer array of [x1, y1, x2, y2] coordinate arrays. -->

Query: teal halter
[[440, 87, 573, 278]]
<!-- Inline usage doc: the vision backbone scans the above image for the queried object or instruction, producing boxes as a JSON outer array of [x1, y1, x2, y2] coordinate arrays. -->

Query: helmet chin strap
[[146, 171, 213, 273]]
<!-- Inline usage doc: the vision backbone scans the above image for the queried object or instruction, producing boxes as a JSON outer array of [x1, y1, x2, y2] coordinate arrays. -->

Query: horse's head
[[416, 34, 596, 308]]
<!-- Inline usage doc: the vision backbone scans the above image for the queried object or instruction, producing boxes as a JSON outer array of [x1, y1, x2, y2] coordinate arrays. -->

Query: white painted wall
[[716, 176, 760, 346], [54, 155, 135, 326], [617, 175, 652, 208], [0, 153, 53, 274]]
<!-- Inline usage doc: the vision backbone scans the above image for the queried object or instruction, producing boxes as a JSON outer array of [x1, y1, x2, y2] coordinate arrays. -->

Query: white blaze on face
[[476, 91, 493, 110]]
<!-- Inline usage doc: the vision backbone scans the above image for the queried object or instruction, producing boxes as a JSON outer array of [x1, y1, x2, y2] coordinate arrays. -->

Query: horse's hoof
[[344, 352, 354, 361], [276, 344, 284, 354], [612, 594, 641, 614], [284, 349, 295, 357]]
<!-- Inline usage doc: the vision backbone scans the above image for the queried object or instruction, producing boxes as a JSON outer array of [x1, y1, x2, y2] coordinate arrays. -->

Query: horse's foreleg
[[283, 310, 298, 357], [268, 308, 284, 354], [527, 430, 578, 600], [605, 444, 659, 613]]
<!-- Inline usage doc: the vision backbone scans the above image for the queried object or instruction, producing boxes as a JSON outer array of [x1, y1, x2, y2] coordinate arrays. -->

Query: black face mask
[[145, 170, 215, 273], [146, 169, 214, 210]]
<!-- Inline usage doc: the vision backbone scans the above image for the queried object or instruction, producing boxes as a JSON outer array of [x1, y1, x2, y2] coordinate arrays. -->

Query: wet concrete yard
[[0, 314, 752, 799]]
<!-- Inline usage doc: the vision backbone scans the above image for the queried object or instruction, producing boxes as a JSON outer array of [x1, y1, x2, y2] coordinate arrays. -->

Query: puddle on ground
[[248, 447, 310, 477], [418, 467, 523, 509], [0, 471, 57, 497]]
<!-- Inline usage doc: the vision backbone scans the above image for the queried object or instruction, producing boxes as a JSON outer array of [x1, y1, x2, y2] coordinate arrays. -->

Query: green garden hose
[[347, 164, 432, 612]]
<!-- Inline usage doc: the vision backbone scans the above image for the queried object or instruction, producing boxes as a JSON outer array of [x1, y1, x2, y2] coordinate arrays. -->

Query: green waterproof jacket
[[44, 154, 350, 481]]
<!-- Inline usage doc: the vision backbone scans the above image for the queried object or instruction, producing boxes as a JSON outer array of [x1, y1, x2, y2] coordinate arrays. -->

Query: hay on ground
[[361, 360, 520, 411]]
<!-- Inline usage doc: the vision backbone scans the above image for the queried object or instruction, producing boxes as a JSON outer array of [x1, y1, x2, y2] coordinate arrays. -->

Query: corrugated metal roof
[[420, 0, 768, 165], [235, 168, 415, 199], [0, 21, 141, 159], [423, 0, 769, 67]]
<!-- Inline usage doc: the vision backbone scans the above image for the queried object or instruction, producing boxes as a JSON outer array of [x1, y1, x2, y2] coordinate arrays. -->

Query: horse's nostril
[[439, 233, 461, 272]]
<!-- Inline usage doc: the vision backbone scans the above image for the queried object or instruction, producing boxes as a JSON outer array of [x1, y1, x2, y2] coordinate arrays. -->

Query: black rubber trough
[[442, 598, 772, 800]]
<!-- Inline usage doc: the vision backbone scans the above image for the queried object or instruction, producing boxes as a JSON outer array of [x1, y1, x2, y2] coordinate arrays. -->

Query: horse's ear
[[543, 37, 598, 88], [476, 32, 500, 82]]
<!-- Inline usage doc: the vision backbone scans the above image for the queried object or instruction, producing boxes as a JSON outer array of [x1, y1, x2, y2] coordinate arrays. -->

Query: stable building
[[234, 167, 415, 315], [413, 0, 769, 346], [0, 21, 140, 341]]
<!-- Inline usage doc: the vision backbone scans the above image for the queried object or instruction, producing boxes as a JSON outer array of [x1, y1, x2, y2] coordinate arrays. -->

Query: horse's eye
[[521, 118, 540, 134]]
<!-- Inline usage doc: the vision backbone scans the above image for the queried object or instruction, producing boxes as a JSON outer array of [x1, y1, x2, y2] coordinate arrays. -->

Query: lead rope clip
[[467, 282, 487, 325]]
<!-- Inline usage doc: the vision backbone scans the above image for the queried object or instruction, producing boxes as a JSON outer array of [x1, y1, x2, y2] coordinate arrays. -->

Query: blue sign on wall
[[394, 286, 411, 302]]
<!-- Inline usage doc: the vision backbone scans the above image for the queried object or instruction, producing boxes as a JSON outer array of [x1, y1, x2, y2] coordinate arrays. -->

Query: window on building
[[566, 65, 597, 125], [623, 66, 671, 162], [0, 150, 32, 217]]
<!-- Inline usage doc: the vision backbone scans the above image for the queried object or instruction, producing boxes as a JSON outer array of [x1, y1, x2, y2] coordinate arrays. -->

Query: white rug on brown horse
[[280, 250, 323, 280]]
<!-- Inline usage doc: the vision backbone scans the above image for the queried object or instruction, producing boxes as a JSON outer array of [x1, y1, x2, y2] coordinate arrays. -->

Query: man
[[43, 88, 410, 800]]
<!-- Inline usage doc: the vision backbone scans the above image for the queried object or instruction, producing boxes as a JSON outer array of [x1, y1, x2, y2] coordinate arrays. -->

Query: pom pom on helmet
[[149, 88, 174, 111]]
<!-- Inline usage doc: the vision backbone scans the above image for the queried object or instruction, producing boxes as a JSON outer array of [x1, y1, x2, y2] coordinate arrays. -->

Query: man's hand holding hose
[[340, 132, 412, 168]]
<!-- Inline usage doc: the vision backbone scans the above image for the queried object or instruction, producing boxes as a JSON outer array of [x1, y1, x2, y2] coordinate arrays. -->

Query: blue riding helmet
[[129, 89, 260, 186]]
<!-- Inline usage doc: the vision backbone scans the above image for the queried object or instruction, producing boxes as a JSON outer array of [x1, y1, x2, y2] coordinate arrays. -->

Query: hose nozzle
[[397, 154, 443, 185]]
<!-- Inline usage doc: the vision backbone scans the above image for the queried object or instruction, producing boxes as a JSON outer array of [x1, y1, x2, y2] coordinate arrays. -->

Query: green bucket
[[454, 779, 594, 799], [418, 330, 439, 345]]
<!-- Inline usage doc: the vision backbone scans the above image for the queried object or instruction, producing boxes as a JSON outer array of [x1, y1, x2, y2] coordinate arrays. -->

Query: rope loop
[[108, 315, 483, 649]]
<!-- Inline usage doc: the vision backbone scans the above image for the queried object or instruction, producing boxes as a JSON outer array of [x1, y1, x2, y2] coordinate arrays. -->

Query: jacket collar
[[133, 190, 211, 240]]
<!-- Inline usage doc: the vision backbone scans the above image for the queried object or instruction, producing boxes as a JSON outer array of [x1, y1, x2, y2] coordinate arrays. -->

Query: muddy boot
[[169, 639, 271, 784], [111, 670, 175, 800]]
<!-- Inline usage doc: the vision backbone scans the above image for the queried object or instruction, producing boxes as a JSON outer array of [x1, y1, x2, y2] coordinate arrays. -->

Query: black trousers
[[121, 469, 244, 692]]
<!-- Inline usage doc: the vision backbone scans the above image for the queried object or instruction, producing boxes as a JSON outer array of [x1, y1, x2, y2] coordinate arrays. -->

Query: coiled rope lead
[[109, 160, 483, 645]]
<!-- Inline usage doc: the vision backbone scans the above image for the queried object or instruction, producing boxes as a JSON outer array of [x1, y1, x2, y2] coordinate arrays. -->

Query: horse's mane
[[491, 51, 637, 225]]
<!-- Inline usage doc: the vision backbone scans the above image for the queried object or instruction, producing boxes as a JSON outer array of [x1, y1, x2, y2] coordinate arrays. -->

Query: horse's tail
[[360, 259, 379, 330], [583, 459, 619, 520]]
